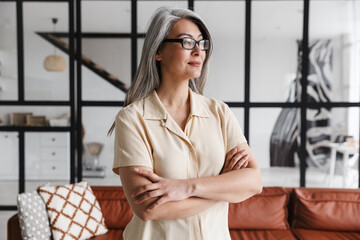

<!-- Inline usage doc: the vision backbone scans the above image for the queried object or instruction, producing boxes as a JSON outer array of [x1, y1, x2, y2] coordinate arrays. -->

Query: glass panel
[[23, 2, 69, 101], [82, 39, 130, 101], [25, 132, 70, 184], [251, 1, 303, 102], [0, 106, 70, 127], [251, 108, 300, 187], [138, 1, 187, 33], [0, 2, 18, 101], [230, 107, 244, 131], [82, 1, 131, 33], [137, 38, 145, 67], [82, 107, 121, 186], [0, 131, 19, 205], [306, 107, 359, 188], [25, 180, 69, 194], [309, 0, 360, 103], [195, 1, 245, 102]]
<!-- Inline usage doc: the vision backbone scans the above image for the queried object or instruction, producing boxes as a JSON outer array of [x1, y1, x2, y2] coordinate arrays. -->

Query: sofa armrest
[[7, 214, 21, 240]]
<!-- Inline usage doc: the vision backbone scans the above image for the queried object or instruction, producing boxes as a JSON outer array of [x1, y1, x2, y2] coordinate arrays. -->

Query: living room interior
[[1, 0, 360, 239]]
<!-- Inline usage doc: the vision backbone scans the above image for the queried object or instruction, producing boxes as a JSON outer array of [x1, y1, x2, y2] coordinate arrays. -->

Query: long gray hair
[[108, 6, 213, 136]]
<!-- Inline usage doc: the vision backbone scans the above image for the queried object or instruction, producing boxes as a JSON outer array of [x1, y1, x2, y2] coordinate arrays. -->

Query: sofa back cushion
[[292, 188, 360, 231], [91, 186, 132, 229], [228, 187, 290, 230]]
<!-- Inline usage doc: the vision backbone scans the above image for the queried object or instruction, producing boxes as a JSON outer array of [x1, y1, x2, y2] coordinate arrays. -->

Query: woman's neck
[[156, 80, 190, 109]]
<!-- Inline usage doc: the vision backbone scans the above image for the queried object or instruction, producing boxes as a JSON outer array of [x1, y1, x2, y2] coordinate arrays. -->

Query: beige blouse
[[113, 88, 247, 240]]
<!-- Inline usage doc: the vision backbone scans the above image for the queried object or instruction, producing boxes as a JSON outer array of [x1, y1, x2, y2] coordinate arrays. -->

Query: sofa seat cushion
[[88, 229, 124, 240], [292, 188, 360, 231], [292, 228, 360, 240], [230, 229, 296, 240], [229, 187, 290, 230]]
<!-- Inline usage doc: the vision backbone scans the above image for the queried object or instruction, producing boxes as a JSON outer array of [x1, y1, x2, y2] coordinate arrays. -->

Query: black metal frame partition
[[0, 0, 359, 211], [0, 0, 75, 211]]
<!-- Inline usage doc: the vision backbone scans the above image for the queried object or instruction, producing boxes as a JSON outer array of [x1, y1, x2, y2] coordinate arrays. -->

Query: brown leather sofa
[[8, 186, 360, 240]]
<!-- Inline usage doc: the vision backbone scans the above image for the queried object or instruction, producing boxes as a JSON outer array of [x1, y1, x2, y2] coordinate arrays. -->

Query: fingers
[[225, 148, 237, 168], [131, 183, 159, 199], [233, 156, 249, 170], [242, 160, 249, 168], [147, 196, 169, 210], [228, 150, 247, 170], [222, 148, 250, 174], [134, 189, 163, 205], [134, 168, 161, 182]]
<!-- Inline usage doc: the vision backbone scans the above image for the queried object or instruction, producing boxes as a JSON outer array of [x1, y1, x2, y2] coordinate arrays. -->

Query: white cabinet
[[0, 132, 70, 180], [0, 132, 19, 180], [25, 132, 70, 180]]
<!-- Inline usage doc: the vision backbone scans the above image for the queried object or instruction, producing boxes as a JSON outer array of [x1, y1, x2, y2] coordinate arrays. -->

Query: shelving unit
[[0, 0, 76, 211]]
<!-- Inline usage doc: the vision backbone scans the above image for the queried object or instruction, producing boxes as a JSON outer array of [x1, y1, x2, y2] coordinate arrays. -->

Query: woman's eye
[[183, 39, 192, 45]]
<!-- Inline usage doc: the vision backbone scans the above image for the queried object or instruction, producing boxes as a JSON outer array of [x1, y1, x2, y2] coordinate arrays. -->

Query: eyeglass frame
[[162, 37, 210, 50]]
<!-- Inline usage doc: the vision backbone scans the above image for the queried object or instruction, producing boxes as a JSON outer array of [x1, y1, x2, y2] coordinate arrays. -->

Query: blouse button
[[161, 120, 166, 127]]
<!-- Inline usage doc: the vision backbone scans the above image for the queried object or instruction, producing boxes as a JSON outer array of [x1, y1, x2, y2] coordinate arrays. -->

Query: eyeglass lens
[[182, 38, 209, 50]]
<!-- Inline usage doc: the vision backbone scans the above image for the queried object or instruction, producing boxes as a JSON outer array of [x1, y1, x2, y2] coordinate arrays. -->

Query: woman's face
[[156, 18, 206, 83]]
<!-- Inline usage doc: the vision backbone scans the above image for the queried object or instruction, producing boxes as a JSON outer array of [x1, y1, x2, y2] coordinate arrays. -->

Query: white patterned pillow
[[17, 190, 52, 240], [38, 181, 107, 240]]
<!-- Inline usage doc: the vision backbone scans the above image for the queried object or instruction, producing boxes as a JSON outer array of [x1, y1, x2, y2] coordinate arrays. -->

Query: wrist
[[185, 178, 197, 197]]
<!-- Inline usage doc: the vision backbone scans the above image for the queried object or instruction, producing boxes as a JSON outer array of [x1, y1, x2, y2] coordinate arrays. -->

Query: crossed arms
[[117, 142, 262, 221]]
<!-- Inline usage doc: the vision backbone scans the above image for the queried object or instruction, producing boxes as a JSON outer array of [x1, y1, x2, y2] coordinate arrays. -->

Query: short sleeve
[[223, 104, 247, 152], [112, 110, 153, 175]]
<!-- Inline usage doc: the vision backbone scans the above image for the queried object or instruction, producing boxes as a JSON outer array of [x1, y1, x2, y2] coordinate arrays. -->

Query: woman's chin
[[189, 72, 202, 79]]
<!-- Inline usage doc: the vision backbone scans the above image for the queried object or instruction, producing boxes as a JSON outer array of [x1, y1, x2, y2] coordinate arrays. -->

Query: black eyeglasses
[[162, 37, 210, 50]]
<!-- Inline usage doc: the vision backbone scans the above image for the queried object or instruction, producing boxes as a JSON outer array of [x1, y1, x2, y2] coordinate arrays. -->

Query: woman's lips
[[188, 62, 201, 67]]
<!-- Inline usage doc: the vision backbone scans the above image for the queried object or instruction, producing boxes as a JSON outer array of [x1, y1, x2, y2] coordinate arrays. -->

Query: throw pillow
[[17, 190, 52, 240], [38, 181, 108, 240]]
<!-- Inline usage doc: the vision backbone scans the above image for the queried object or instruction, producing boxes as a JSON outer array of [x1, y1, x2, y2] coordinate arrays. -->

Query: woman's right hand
[[220, 147, 249, 174]]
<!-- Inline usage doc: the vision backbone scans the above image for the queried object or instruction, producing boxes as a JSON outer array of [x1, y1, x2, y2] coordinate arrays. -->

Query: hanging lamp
[[43, 18, 66, 72]]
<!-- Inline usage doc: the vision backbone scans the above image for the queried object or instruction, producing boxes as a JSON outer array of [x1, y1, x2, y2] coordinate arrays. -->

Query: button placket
[[186, 118, 200, 178], [161, 114, 192, 147], [161, 115, 199, 178]]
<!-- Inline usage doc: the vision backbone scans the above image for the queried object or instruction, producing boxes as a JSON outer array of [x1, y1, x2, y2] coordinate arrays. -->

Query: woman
[[110, 6, 262, 240]]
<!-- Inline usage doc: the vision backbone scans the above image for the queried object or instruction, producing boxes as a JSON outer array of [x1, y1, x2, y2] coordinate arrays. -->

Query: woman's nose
[[192, 44, 201, 55]]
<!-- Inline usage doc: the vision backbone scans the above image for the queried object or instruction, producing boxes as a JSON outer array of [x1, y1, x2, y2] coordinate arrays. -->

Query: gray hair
[[108, 6, 213, 136]]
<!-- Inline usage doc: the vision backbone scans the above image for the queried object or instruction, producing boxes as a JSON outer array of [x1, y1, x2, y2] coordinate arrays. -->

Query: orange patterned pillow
[[38, 181, 107, 240]]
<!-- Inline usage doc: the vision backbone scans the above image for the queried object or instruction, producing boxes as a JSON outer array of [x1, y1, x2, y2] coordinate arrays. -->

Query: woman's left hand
[[131, 168, 191, 210]]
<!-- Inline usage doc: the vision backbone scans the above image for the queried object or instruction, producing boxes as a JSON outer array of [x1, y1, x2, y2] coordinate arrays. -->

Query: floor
[[0, 167, 358, 240]]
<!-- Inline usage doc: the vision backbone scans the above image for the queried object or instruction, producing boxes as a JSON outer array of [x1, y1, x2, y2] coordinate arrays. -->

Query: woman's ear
[[155, 52, 161, 61]]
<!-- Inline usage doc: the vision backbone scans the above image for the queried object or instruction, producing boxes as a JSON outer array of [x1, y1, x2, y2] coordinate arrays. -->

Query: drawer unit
[[25, 132, 70, 180], [40, 146, 68, 161], [0, 132, 19, 180], [40, 133, 69, 146], [40, 161, 68, 179]]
